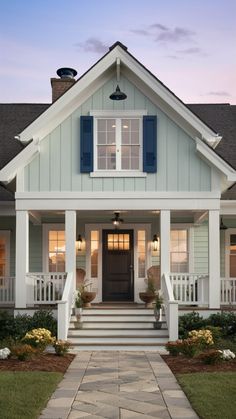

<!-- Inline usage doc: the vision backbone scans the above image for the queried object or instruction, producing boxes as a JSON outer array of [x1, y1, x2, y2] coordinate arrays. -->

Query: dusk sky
[[0, 0, 235, 104]]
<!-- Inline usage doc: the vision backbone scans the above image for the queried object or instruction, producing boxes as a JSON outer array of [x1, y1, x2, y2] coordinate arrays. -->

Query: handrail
[[162, 273, 178, 341], [57, 272, 74, 340]]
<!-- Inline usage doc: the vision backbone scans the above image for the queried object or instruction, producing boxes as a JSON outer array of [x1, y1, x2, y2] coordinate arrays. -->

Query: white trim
[[90, 171, 147, 178], [85, 223, 151, 303], [170, 224, 194, 273], [42, 223, 65, 272], [0, 142, 39, 184], [196, 138, 236, 182], [225, 228, 236, 279], [0, 230, 10, 277]]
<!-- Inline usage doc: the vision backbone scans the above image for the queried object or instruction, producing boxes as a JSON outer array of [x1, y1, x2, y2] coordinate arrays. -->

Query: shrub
[[188, 329, 214, 349], [11, 344, 36, 361], [204, 325, 222, 343], [0, 311, 15, 340], [208, 312, 236, 336], [53, 340, 72, 356], [22, 328, 55, 351], [179, 312, 206, 339], [165, 340, 183, 356], [180, 338, 199, 358], [198, 349, 222, 365], [31, 310, 57, 337]]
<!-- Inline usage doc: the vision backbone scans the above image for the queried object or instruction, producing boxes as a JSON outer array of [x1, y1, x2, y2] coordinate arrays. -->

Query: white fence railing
[[57, 272, 74, 340], [221, 278, 236, 305], [0, 277, 15, 305], [26, 272, 67, 305], [162, 273, 178, 341], [170, 273, 209, 305]]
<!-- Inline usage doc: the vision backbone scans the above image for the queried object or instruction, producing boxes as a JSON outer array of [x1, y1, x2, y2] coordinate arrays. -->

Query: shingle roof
[[0, 103, 49, 170]]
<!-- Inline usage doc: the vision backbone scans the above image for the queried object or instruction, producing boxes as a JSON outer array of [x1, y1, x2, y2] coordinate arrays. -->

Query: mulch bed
[[162, 354, 236, 374], [0, 353, 75, 373]]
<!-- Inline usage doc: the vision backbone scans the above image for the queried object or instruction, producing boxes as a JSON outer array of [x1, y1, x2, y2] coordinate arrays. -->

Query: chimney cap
[[56, 67, 77, 79]]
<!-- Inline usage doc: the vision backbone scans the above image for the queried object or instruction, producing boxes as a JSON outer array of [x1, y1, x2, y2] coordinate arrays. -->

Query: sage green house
[[0, 42, 236, 344]]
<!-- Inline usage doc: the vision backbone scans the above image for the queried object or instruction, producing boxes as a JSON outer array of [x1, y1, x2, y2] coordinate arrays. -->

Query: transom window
[[95, 118, 141, 171], [170, 229, 189, 273]]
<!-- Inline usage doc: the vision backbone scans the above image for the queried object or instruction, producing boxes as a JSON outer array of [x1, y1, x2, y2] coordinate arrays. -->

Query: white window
[[137, 230, 146, 278], [95, 117, 141, 172], [91, 230, 99, 278], [43, 225, 65, 272], [0, 232, 10, 277], [170, 229, 189, 273]]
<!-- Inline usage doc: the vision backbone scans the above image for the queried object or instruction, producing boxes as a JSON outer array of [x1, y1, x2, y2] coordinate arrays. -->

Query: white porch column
[[65, 210, 76, 289], [209, 210, 220, 308], [15, 210, 29, 308], [160, 210, 171, 280]]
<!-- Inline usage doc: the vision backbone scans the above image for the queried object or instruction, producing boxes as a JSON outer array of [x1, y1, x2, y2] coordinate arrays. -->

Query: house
[[0, 41, 236, 346]]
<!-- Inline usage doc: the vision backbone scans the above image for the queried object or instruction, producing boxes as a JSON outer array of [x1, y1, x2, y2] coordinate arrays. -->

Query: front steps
[[67, 304, 169, 351]]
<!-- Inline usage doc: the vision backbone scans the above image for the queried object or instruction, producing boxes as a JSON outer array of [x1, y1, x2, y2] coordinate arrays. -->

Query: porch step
[[68, 305, 169, 349]]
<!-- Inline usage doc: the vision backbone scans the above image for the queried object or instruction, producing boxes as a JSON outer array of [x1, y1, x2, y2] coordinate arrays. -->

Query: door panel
[[102, 230, 133, 301]]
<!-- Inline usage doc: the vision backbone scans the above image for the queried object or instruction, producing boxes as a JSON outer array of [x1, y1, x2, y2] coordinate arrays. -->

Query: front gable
[[24, 75, 212, 193]]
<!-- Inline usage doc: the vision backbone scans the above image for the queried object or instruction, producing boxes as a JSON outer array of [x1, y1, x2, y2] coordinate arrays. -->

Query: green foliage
[[208, 312, 236, 336], [165, 340, 183, 356], [198, 349, 222, 365], [11, 344, 36, 361], [0, 309, 57, 340], [204, 325, 222, 343], [53, 340, 72, 356], [75, 291, 83, 308], [154, 292, 163, 310], [180, 338, 199, 358], [178, 312, 206, 339]]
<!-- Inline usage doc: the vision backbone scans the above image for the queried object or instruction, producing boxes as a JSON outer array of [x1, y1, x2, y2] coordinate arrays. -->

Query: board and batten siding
[[24, 76, 211, 193], [193, 224, 209, 274]]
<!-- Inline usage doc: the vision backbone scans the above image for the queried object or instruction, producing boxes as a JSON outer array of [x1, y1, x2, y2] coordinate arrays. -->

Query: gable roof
[[0, 42, 235, 193]]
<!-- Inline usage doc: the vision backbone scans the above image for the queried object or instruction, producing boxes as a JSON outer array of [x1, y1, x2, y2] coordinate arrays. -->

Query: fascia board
[[0, 142, 39, 183], [196, 138, 236, 180]]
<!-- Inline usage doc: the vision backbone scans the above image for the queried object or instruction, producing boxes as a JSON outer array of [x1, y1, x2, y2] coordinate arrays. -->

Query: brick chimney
[[51, 67, 77, 102]]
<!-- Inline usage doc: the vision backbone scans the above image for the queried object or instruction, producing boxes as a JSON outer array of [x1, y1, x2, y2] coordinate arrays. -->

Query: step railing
[[57, 272, 74, 340], [221, 278, 236, 305], [26, 272, 67, 305], [162, 273, 178, 341], [0, 277, 15, 305], [170, 273, 209, 305]]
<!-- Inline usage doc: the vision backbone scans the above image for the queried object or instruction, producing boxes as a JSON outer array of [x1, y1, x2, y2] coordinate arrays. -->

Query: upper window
[[95, 118, 141, 171]]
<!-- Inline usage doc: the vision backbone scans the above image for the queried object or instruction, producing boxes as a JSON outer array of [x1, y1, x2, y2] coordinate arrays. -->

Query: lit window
[[0, 237, 7, 276], [107, 233, 130, 250], [95, 118, 141, 171], [138, 230, 146, 277], [91, 231, 99, 277], [48, 231, 65, 272], [229, 234, 236, 277], [170, 230, 189, 273]]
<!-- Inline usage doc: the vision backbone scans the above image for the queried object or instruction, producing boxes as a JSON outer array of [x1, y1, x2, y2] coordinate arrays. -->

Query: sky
[[0, 0, 235, 104]]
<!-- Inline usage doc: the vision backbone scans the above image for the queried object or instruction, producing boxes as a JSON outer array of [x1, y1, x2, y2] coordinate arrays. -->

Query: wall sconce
[[220, 217, 228, 230], [153, 234, 159, 251], [77, 234, 83, 251]]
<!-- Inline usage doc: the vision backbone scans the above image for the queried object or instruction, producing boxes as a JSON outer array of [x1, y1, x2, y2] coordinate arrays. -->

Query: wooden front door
[[102, 230, 134, 301]]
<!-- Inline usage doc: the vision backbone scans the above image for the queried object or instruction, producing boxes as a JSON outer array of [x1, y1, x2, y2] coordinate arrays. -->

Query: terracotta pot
[[81, 291, 96, 307], [139, 292, 155, 307]]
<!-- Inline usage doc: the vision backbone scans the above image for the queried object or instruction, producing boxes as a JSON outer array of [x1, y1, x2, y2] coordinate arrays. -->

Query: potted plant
[[75, 291, 83, 320], [153, 292, 164, 329], [139, 272, 157, 307], [79, 279, 96, 308]]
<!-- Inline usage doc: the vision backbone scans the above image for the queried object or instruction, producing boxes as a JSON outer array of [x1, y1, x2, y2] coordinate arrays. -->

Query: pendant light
[[109, 58, 127, 101], [111, 211, 124, 228]]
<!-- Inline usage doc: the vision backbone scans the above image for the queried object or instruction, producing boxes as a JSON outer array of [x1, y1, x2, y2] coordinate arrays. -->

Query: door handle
[[129, 265, 133, 270]]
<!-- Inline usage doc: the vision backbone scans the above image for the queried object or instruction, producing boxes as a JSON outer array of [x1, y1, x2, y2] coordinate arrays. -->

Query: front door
[[102, 230, 134, 301]]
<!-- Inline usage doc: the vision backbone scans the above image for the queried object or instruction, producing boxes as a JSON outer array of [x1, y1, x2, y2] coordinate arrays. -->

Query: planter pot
[[153, 321, 162, 329], [139, 292, 155, 308], [75, 307, 83, 321], [74, 321, 83, 329], [81, 291, 96, 308], [154, 307, 161, 321]]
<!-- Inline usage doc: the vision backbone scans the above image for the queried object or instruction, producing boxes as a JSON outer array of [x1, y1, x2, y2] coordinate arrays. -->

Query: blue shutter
[[80, 116, 93, 173], [143, 115, 157, 173]]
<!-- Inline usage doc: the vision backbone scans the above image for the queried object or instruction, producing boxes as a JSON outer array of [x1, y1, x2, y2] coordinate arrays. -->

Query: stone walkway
[[40, 351, 199, 419]]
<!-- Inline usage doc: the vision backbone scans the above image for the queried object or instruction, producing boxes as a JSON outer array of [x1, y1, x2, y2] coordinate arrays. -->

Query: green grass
[[177, 372, 236, 419], [0, 372, 63, 419]]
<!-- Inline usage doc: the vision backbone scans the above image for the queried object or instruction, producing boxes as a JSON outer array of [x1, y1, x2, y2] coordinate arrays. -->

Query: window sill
[[90, 171, 147, 178]]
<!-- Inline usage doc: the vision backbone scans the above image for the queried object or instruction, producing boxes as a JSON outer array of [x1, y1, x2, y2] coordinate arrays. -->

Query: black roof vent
[[56, 67, 77, 79]]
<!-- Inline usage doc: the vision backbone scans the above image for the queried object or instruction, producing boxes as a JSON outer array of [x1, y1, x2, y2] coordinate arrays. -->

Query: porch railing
[[0, 277, 15, 305], [162, 273, 178, 341], [26, 273, 67, 305], [170, 273, 209, 305], [57, 272, 74, 340], [221, 278, 236, 305]]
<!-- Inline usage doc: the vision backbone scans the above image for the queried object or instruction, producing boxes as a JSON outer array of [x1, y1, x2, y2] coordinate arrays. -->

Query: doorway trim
[[85, 223, 151, 303]]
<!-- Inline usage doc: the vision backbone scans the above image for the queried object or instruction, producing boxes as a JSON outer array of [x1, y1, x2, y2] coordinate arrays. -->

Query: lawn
[[0, 371, 63, 419], [177, 372, 236, 419]]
